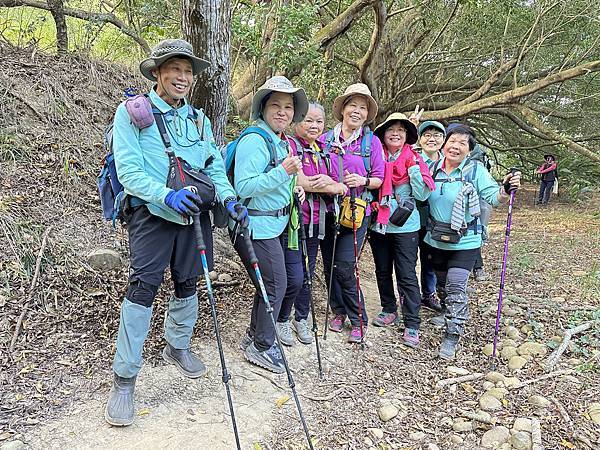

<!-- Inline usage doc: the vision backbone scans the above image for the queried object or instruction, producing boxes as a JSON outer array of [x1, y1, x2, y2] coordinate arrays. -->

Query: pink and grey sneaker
[[348, 325, 366, 343], [402, 328, 420, 348], [372, 311, 399, 327], [328, 314, 346, 333]]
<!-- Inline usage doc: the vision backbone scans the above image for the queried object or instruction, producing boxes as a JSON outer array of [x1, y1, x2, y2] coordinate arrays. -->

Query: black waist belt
[[128, 196, 148, 208], [247, 205, 291, 217]]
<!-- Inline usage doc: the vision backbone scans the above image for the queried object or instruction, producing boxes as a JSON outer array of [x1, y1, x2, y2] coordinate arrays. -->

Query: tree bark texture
[[182, 0, 231, 146], [47, 0, 68, 53]]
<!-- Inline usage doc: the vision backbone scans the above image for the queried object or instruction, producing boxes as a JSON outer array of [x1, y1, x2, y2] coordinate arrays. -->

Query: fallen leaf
[[560, 439, 575, 449], [138, 408, 150, 417], [275, 394, 291, 408], [378, 388, 385, 396], [253, 443, 263, 450]]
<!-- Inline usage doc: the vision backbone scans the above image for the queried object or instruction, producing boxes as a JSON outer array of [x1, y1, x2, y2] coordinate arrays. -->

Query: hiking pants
[[425, 243, 478, 336], [538, 180, 554, 205], [474, 247, 484, 270], [418, 227, 437, 297], [321, 214, 368, 327], [370, 231, 421, 329], [276, 232, 304, 323], [113, 206, 213, 378], [280, 225, 320, 322], [234, 232, 290, 352]]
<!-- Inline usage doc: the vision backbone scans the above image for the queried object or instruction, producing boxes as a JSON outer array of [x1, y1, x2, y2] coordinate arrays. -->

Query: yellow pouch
[[339, 196, 367, 229]]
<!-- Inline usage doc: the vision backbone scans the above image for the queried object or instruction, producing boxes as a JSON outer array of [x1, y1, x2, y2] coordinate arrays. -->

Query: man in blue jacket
[[105, 39, 247, 427]]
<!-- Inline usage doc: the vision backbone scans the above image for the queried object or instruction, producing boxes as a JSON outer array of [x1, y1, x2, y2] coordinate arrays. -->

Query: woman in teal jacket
[[422, 125, 521, 360], [233, 76, 308, 373]]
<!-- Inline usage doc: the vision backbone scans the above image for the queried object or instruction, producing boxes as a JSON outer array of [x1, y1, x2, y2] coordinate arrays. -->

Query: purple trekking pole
[[492, 169, 518, 358]]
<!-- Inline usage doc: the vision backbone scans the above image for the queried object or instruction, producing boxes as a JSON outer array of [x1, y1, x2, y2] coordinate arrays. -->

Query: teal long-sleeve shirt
[[425, 157, 500, 250], [112, 89, 235, 225], [233, 119, 293, 239]]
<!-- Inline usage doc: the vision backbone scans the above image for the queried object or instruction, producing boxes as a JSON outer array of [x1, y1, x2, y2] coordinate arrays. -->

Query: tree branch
[[0, 0, 150, 52], [425, 60, 600, 120], [514, 104, 600, 163]]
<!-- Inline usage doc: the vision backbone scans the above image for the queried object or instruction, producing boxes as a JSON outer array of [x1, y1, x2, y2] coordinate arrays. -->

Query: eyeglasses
[[422, 132, 444, 139]]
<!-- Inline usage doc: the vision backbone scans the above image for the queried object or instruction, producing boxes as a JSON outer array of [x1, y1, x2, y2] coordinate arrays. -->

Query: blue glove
[[164, 189, 201, 216], [226, 200, 249, 227]]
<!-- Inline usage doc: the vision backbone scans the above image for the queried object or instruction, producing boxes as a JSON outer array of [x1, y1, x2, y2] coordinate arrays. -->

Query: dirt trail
[[23, 269, 385, 450]]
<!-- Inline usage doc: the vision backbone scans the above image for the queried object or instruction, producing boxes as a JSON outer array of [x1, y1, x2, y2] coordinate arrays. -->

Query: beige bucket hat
[[250, 76, 309, 123], [139, 39, 209, 81], [374, 112, 418, 145], [332, 83, 378, 124]]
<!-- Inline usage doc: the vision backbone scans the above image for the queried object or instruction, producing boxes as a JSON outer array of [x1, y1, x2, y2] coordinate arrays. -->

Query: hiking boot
[[239, 331, 253, 351], [244, 342, 285, 374], [439, 333, 460, 360], [473, 268, 488, 282], [293, 319, 313, 345], [421, 293, 442, 312], [430, 311, 447, 327], [403, 328, 420, 348], [372, 311, 399, 327], [105, 374, 136, 427], [328, 314, 346, 333], [347, 325, 367, 343], [275, 321, 294, 346], [162, 343, 207, 378]]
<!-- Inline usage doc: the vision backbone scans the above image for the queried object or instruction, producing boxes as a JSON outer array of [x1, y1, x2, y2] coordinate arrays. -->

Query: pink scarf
[[375, 144, 435, 226]]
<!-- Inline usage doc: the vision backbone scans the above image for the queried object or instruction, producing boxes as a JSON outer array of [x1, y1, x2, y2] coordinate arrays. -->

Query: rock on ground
[[481, 426, 510, 448], [86, 248, 121, 270], [528, 395, 550, 408], [378, 404, 399, 422], [511, 430, 533, 450], [479, 395, 502, 412]]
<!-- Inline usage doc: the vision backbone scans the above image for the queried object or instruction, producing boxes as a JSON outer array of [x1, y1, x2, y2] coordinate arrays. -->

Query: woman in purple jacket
[[276, 102, 346, 345], [318, 83, 385, 343]]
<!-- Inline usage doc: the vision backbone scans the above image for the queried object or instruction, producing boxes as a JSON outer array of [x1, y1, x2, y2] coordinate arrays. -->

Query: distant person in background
[[536, 154, 557, 206]]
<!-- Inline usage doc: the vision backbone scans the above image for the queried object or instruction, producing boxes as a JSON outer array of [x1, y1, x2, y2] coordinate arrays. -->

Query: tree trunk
[[48, 0, 68, 53], [182, 0, 231, 146]]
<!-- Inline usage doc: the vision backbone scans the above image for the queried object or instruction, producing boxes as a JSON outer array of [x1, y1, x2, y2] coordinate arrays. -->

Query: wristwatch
[[364, 177, 370, 187]]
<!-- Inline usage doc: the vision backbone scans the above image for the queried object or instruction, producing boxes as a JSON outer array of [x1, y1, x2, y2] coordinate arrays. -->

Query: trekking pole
[[241, 228, 314, 450], [323, 195, 340, 341], [192, 214, 241, 450], [492, 169, 518, 358], [294, 194, 324, 380], [350, 188, 366, 348]]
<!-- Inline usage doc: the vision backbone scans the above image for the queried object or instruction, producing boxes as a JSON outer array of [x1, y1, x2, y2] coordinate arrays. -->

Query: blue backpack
[[212, 126, 279, 228], [97, 94, 201, 226]]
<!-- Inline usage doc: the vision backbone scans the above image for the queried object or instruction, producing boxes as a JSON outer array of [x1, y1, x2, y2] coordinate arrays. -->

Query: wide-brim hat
[[418, 120, 446, 137], [374, 112, 418, 145], [544, 154, 556, 160], [332, 83, 378, 124], [139, 39, 209, 81], [250, 76, 309, 123]]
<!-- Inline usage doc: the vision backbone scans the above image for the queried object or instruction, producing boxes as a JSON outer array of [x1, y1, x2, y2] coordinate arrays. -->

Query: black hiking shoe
[[421, 293, 442, 312], [244, 343, 285, 374], [162, 343, 207, 378], [438, 333, 460, 360], [105, 374, 136, 427]]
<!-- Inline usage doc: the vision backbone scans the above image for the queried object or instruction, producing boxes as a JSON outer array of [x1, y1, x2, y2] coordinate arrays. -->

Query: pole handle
[[242, 227, 258, 265], [504, 167, 520, 194], [193, 214, 206, 251], [294, 193, 306, 241]]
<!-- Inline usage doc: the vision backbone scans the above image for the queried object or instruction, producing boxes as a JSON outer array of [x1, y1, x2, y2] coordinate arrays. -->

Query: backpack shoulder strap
[[463, 161, 479, 184], [241, 126, 278, 167], [324, 130, 335, 153], [361, 127, 373, 175], [288, 136, 303, 158]]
